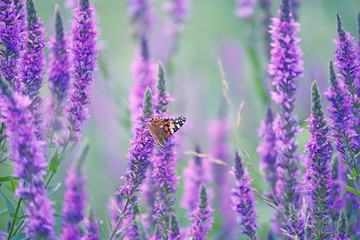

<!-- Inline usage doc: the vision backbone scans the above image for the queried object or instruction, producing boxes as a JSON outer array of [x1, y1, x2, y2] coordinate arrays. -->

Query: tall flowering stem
[[66, 0, 98, 142], [181, 145, 212, 212], [0, 75, 55, 239], [257, 106, 277, 196], [46, 5, 71, 137], [151, 62, 180, 238], [19, 0, 47, 139], [332, 14, 360, 173], [231, 152, 259, 240], [0, 0, 22, 87], [268, 0, 303, 223], [111, 87, 155, 240], [209, 118, 236, 236], [186, 184, 214, 239], [305, 81, 333, 239], [61, 144, 89, 240], [325, 61, 360, 176], [81, 208, 99, 240]]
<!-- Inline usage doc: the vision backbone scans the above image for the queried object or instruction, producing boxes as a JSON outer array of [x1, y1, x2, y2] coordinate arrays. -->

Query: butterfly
[[146, 116, 186, 152]]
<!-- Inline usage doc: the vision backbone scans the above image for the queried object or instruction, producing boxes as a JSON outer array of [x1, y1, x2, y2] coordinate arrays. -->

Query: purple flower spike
[[117, 87, 155, 205], [66, 0, 98, 142], [257, 106, 277, 196], [268, 0, 303, 229], [0, 0, 22, 87], [0, 75, 56, 239], [186, 184, 214, 240], [234, 0, 257, 20], [231, 152, 259, 240], [19, 0, 47, 139], [127, 0, 155, 37], [285, 203, 304, 240], [181, 145, 212, 211], [209, 118, 236, 235], [151, 62, 179, 237], [81, 209, 99, 240], [46, 5, 71, 136], [305, 81, 333, 239], [61, 144, 89, 240]]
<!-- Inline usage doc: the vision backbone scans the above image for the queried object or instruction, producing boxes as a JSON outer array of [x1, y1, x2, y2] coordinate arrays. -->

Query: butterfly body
[[146, 116, 186, 152]]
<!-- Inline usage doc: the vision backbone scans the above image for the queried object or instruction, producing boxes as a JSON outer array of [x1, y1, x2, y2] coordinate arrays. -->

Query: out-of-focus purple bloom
[[330, 157, 346, 221], [129, 40, 157, 125], [257, 106, 277, 196], [231, 152, 259, 240], [0, 0, 22, 87], [46, 6, 71, 136], [66, 0, 98, 142], [186, 184, 214, 240], [116, 87, 155, 208], [163, 0, 191, 37], [304, 81, 333, 239], [234, 0, 257, 20], [151, 62, 180, 237], [290, 0, 301, 21], [181, 145, 212, 211], [61, 161, 87, 240], [268, 0, 303, 228], [209, 118, 236, 236], [81, 209, 99, 240], [0, 75, 55, 239], [259, 0, 272, 59], [127, 0, 155, 38], [285, 203, 304, 240], [19, 0, 47, 139]]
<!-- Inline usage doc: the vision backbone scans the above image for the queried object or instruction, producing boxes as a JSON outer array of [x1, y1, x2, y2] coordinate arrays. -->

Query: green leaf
[[46, 182, 61, 196], [54, 213, 63, 218], [0, 189, 15, 217], [10, 233, 29, 240], [49, 151, 59, 173], [345, 185, 360, 198], [61, 143, 77, 162], [9, 176, 18, 193], [350, 167, 358, 179], [0, 176, 9, 182], [15, 214, 29, 220], [135, 215, 148, 240], [98, 217, 108, 240], [0, 208, 8, 217], [103, 209, 112, 233], [115, 220, 135, 235]]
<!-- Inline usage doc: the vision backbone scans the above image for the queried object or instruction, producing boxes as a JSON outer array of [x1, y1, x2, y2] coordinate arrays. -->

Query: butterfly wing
[[146, 116, 186, 151]]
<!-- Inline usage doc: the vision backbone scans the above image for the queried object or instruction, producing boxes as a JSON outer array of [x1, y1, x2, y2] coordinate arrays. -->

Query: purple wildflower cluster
[[234, 0, 257, 20], [231, 152, 259, 239], [0, 0, 23, 87], [66, 0, 98, 141]]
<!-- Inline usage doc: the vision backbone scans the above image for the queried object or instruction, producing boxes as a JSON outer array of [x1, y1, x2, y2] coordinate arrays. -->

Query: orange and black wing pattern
[[146, 116, 186, 151]]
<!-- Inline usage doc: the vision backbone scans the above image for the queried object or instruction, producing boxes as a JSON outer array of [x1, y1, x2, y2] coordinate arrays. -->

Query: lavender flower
[[66, 0, 98, 142], [181, 145, 212, 211], [169, 212, 182, 240], [186, 184, 214, 239], [129, 39, 156, 125], [0, 75, 55, 239], [19, 0, 47, 139], [284, 203, 304, 240], [333, 14, 360, 165], [234, 0, 257, 20], [0, 0, 22, 87], [305, 81, 333, 239], [231, 152, 258, 239], [268, 0, 303, 225], [257, 106, 277, 195], [61, 144, 89, 240], [81, 209, 99, 240], [46, 5, 71, 136], [151, 62, 179, 237], [334, 211, 349, 240], [209, 118, 236, 236], [116, 87, 155, 208]]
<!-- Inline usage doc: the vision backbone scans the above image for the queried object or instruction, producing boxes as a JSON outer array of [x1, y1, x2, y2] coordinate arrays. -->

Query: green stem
[[10, 220, 24, 239], [7, 197, 22, 240], [109, 198, 131, 240]]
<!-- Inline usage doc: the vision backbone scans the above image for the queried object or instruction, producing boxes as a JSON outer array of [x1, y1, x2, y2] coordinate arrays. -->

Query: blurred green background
[[1, 0, 360, 239]]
